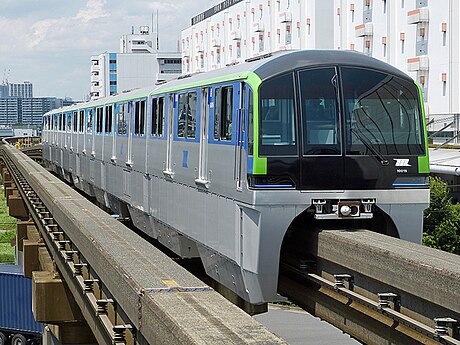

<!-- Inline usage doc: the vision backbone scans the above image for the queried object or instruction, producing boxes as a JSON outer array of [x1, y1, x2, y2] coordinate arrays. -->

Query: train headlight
[[340, 205, 352, 216]]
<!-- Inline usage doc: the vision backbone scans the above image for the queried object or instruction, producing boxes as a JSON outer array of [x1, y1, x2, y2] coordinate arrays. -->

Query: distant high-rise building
[[7, 81, 33, 98], [0, 85, 7, 98], [0, 97, 78, 126], [90, 26, 182, 100]]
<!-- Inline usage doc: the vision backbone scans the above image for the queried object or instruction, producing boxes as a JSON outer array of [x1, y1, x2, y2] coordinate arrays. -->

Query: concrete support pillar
[[8, 194, 29, 219], [32, 271, 85, 323]]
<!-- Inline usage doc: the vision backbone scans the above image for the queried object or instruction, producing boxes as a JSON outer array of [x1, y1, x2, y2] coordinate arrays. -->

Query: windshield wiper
[[351, 127, 389, 166]]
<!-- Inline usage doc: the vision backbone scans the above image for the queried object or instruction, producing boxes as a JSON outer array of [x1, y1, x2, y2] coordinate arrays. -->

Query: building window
[[214, 86, 233, 141], [286, 24, 292, 45], [151, 97, 165, 136], [134, 100, 146, 136], [177, 92, 197, 139]]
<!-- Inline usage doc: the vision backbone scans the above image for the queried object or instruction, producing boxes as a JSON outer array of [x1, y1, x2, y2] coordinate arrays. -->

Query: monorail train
[[42, 50, 430, 305]]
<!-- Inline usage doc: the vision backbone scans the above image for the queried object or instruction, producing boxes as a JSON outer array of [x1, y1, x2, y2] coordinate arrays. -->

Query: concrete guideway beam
[[314, 229, 460, 316], [0, 144, 286, 344], [307, 229, 460, 342]]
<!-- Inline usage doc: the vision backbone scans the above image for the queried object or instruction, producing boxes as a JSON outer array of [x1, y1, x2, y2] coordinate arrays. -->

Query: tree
[[423, 177, 460, 254]]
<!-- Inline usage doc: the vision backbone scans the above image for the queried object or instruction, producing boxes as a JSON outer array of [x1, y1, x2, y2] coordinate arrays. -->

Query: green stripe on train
[[416, 82, 430, 174]]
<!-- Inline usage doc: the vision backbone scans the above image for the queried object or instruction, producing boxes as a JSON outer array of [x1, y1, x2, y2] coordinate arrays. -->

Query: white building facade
[[181, 0, 334, 74], [91, 26, 181, 100], [183, 0, 460, 142]]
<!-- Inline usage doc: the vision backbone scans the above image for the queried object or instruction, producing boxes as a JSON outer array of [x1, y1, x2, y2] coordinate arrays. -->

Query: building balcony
[[355, 23, 373, 37], [231, 31, 242, 41], [212, 38, 222, 47], [407, 8, 429, 24], [196, 44, 205, 53], [91, 74, 99, 83], [183, 50, 191, 58], [407, 56, 429, 71], [129, 42, 155, 53], [253, 21, 265, 33], [90, 64, 100, 73], [279, 12, 292, 23]]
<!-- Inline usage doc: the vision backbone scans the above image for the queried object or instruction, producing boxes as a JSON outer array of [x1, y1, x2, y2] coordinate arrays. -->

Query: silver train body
[[42, 51, 430, 305]]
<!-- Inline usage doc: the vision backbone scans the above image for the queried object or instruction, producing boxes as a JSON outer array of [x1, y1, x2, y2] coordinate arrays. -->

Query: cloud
[[0, 1, 219, 99], [74, 0, 110, 23], [28, 19, 60, 49]]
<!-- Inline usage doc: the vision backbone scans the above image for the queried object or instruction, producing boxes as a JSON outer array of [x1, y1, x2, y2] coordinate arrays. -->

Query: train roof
[[44, 50, 412, 116], [252, 49, 411, 81], [151, 50, 412, 95]]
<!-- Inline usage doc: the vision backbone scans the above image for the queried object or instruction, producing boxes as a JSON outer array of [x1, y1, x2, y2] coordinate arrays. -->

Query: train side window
[[177, 92, 197, 139], [117, 103, 127, 135], [66, 113, 72, 132], [259, 73, 297, 156], [214, 86, 233, 141], [73, 111, 78, 132], [79, 110, 84, 133], [96, 107, 103, 134], [134, 100, 146, 136], [105, 105, 113, 134], [151, 97, 165, 136], [87, 109, 93, 134]]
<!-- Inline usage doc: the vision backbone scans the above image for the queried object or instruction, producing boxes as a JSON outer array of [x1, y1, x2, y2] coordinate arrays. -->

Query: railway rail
[[0, 140, 285, 345], [279, 229, 460, 345]]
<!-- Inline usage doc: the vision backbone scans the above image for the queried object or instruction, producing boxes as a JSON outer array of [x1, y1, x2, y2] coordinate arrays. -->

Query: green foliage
[[423, 177, 460, 254], [0, 243, 15, 264], [0, 229, 15, 243], [0, 186, 16, 263]]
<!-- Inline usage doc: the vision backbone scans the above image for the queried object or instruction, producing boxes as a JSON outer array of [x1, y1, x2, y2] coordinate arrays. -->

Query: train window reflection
[[259, 73, 296, 156], [177, 92, 197, 139], [299, 67, 341, 155], [86, 109, 93, 134], [117, 103, 127, 135], [342, 67, 424, 155], [104, 105, 113, 134], [96, 107, 103, 134], [152, 97, 165, 137], [214, 86, 233, 141], [134, 100, 146, 136]]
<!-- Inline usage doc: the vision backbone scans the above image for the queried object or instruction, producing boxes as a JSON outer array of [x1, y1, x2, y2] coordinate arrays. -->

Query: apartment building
[[183, 0, 460, 142], [90, 26, 182, 100]]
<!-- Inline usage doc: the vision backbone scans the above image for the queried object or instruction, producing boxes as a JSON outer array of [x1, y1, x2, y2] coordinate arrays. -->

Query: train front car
[[241, 50, 429, 304]]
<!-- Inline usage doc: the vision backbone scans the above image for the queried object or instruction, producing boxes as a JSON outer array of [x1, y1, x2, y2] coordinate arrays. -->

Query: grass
[[0, 186, 16, 264]]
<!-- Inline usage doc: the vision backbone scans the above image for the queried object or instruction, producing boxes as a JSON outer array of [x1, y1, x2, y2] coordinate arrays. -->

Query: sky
[[0, 0, 219, 100]]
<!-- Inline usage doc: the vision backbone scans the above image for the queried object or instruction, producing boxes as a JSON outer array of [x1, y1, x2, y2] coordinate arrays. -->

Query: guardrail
[[0, 142, 286, 344]]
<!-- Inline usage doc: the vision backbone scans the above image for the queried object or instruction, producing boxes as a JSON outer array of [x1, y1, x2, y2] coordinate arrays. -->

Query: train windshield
[[342, 67, 424, 156]]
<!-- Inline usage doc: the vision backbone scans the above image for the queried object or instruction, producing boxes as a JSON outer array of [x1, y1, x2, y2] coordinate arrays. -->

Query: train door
[[111, 104, 117, 162], [164, 93, 175, 177], [297, 67, 344, 190], [235, 83, 246, 190], [196, 88, 210, 186], [127, 101, 134, 165]]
